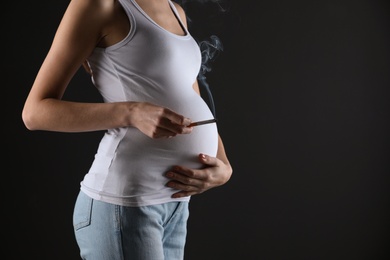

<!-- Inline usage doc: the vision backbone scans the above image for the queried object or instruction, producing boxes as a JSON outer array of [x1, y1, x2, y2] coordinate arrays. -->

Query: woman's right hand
[[128, 102, 193, 139]]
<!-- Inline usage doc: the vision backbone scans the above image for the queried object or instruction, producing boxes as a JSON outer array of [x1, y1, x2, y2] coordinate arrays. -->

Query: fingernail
[[183, 118, 192, 126]]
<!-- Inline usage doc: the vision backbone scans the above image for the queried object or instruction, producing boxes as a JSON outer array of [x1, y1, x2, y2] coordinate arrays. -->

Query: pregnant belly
[[100, 121, 218, 195], [82, 121, 218, 204], [85, 93, 218, 198], [125, 91, 219, 166], [118, 121, 218, 170]]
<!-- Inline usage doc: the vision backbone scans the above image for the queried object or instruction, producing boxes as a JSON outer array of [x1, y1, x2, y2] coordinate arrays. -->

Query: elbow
[[22, 107, 38, 131], [226, 165, 233, 182]]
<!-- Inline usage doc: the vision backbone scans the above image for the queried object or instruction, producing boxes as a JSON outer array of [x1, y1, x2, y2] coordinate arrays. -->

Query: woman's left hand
[[165, 153, 233, 198]]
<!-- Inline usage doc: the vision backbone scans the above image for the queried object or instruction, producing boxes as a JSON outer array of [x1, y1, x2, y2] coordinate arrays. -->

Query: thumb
[[199, 153, 218, 166]]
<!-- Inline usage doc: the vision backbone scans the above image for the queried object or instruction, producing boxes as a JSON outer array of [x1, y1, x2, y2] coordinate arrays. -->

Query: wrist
[[119, 101, 139, 127]]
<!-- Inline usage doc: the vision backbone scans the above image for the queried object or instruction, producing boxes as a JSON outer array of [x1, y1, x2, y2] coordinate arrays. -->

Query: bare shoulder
[[63, 0, 125, 26], [67, 0, 119, 19], [64, 0, 127, 42]]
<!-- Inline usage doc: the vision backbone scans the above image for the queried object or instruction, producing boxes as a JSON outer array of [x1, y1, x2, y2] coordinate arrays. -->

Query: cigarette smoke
[[197, 35, 223, 117], [175, 0, 228, 117]]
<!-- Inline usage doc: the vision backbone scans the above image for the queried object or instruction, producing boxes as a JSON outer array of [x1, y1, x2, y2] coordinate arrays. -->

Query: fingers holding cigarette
[[188, 118, 217, 127]]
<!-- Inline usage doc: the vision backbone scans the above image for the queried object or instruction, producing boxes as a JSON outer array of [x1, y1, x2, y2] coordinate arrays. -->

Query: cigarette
[[188, 118, 217, 127]]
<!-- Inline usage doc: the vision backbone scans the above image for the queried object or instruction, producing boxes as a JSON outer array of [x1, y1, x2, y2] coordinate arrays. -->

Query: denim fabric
[[73, 191, 189, 260]]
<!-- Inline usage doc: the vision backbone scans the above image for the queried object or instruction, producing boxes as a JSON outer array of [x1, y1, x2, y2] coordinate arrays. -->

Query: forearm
[[22, 99, 134, 132], [216, 134, 233, 180]]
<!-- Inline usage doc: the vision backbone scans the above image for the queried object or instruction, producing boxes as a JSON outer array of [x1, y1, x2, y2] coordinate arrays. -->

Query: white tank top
[[80, 0, 218, 206]]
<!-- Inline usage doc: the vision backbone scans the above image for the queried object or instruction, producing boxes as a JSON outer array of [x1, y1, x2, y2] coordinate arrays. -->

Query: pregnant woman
[[22, 0, 232, 259]]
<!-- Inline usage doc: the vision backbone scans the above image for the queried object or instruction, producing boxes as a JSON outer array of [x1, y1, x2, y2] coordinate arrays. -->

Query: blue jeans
[[73, 191, 189, 260]]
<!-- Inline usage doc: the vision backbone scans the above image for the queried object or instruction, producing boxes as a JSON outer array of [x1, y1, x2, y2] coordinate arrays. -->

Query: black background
[[4, 0, 390, 259]]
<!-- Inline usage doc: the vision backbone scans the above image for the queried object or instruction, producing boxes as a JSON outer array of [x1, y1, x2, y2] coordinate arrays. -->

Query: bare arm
[[22, 0, 191, 138], [22, 0, 113, 132]]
